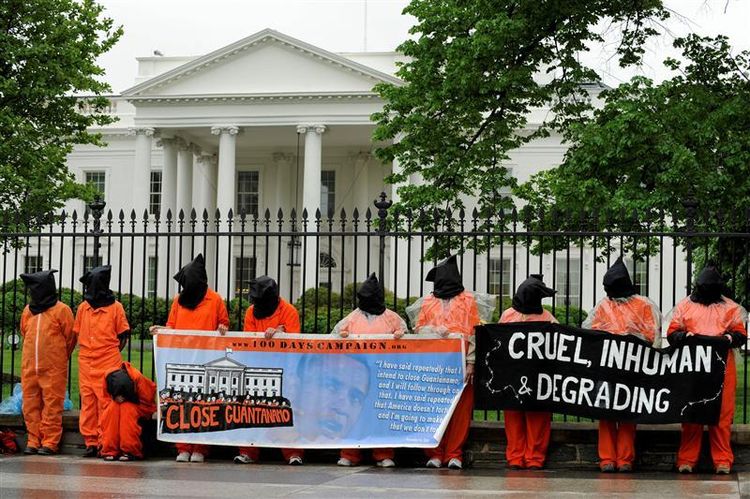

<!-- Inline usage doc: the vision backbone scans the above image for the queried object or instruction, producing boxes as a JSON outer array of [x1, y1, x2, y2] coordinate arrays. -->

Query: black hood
[[357, 273, 386, 315], [20, 270, 58, 315], [79, 265, 116, 309], [512, 274, 556, 315], [426, 255, 464, 299], [603, 256, 637, 299], [105, 366, 138, 404], [174, 254, 208, 309], [690, 264, 725, 305], [249, 276, 280, 319]]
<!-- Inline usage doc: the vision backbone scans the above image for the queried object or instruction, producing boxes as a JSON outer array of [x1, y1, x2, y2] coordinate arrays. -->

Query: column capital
[[128, 126, 155, 137], [197, 152, 217, 165], [175, 137, 192, 152], [189, 143, 203, 156], [156, 137, 179, 148], [210, 125, 240, 136], [350, 151, 371, 165], [296, 124, 326, 135]]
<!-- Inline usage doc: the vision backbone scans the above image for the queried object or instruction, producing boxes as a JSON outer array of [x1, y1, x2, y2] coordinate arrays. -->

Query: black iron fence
[[1, 196, 748, 422]]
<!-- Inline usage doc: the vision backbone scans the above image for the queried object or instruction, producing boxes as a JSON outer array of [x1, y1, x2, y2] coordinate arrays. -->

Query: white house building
[[12, 28, 690, 315], [165, 354, 283, 397]]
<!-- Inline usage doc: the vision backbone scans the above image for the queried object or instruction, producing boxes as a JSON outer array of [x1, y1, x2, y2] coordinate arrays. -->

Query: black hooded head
[[357, 273, 386, 315], [512, 274, 556, 315], [603, 256, 637, 299], [174, 254, 208, 309], [426, 255, 464, 299], [79, 265, 116, 309], [105, 366, 138, 403], [690, 263, 725, 305], [249, 276, 280, 319], [20, 270, 59, 315]]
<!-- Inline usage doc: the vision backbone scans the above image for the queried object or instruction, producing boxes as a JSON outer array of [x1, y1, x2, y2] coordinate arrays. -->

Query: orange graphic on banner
[[156, 333, 462, 354]]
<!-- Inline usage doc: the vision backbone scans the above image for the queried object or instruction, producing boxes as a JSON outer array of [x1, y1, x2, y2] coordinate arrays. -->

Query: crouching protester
[[582, 256, 662, 473], [19, 270, 76, 456], [499, 274, 557, 470], [149, 254, 229, 463], [234, 276, 304, 466], [100, 363, 157, 461], [666, 264, 747, 475], [407, 255, 495, 469], [332, 273, 406, 468]]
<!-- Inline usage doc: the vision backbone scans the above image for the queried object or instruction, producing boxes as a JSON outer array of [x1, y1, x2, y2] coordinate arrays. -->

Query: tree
[[516, 35, 750, 302], [372, 0, 668, 257], [0, 0, 122, 227]]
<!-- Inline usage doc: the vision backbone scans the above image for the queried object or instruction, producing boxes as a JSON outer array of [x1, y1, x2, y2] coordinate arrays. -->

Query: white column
[[196, 153, 218, 286], [389, 134, 408, 296], [297, 125, 326, 296], [211, 125, 239, 299], [157, 137, 178, 218], [352, 152, 371, 283], [176, 139, 194, 220], [272, 152, 293, 297], [211, 126, 239, 217], [130, 127, 155, 213]]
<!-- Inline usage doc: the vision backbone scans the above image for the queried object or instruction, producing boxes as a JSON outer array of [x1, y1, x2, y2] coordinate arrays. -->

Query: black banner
[[160, 401, 294, 434], [475, 323, 730, 424]]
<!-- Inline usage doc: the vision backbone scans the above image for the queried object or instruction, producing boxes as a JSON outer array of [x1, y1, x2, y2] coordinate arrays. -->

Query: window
[[232, 378, 238, 385], [198, 376, 203, 384], [628, 258, 649, 296], [235, 257, 257, 297], [149, 171, 162, 215], [180, 375, 185, 383], [321, 170, 336, 218], [83, 255, 103, 274], [171, 374, 176, 382], [221, 377, 227, 385], [237, 171, 259, 216], [555, 257, 581, 308], [210, 376, 216, 385], [147, 257, 158, 298], [488, 258, 512, 299], [189, 375, 193, 383], [85, 171, 106, 200], [24, 256, 43, 274]]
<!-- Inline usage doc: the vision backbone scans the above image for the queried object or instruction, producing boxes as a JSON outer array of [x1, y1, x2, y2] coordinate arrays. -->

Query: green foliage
[[119, 294, 170, 339], [517, 35, 750, 304], [0, 0, 123, 225], [373, 0, 667, 258]]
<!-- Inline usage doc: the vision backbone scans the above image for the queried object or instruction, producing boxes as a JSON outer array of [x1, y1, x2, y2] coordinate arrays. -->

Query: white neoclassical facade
[[17, 28, 689, 312]]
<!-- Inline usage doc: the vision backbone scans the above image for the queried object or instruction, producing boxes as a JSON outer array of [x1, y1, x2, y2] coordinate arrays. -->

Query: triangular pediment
[[122, 29, 401, 98], [205, 356, 245, 368]]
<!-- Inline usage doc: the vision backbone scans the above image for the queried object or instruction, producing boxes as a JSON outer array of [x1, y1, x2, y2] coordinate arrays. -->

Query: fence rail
[[1, 195, 749, 423]]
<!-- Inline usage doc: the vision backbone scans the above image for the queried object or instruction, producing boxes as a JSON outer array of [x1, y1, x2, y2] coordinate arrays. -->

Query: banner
[[154, 331, 465, 448], [475, 323, 730, 424]]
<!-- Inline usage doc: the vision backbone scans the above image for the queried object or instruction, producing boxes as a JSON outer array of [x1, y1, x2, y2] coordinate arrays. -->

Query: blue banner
[[154, 331, 466, 448]]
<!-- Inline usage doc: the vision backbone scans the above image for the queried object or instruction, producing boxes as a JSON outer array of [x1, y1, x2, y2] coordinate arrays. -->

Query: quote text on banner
[[154, 331, 465, 448], [475, 323, 730, 424]]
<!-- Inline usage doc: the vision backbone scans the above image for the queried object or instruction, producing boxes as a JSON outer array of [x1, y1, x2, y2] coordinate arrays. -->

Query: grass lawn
[[1, 341, 154, 405]]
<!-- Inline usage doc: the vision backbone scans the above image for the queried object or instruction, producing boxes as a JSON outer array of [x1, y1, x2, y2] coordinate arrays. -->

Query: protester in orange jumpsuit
[[499, 274, 557, 470], [19, 270, 76, 455], [407, 255, 495, 469], [233, 276, 303, 465], [100, 362, 156, 461], [582, 256, 662, 473], [332, 273, 407, 468], [151, 254, 229, 463], [667, 264, 747, 475], [76, 265, 130, 457]]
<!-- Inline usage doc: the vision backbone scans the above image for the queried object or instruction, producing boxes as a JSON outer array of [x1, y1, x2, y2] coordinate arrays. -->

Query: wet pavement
[[1, 455, 748, 498]]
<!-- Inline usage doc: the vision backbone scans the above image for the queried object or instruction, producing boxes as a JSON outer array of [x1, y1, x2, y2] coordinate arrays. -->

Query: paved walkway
[[1, 455, 749, 498]]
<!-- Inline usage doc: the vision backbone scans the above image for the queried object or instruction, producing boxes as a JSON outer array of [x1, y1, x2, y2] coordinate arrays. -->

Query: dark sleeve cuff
[[728, 332, 747, 349], [117, 329, 131, 338]]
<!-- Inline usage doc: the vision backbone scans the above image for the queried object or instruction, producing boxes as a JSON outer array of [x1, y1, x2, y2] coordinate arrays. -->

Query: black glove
[[667, 331, 689, 346], [725, 332, 747, 349]]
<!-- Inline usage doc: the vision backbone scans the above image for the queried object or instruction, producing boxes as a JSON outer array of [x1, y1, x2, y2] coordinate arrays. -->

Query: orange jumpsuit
[[499, 308, 557, 468], [100, 362, 156, 459], [75, 301, 130, 448], [335, 308, 407, 465], [166, 288, 229, 456], [587, 296, 660, 469], [667, 297, 747, 469], [20, 302, 75, 451], [415, 291, 480, 464], [238, 298, 301, 461]]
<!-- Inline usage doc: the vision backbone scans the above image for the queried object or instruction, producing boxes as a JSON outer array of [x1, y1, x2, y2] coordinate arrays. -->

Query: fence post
[[374, 192, 392, 291], [89, 195, 106, 263], [683, 197, 697, 295]]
